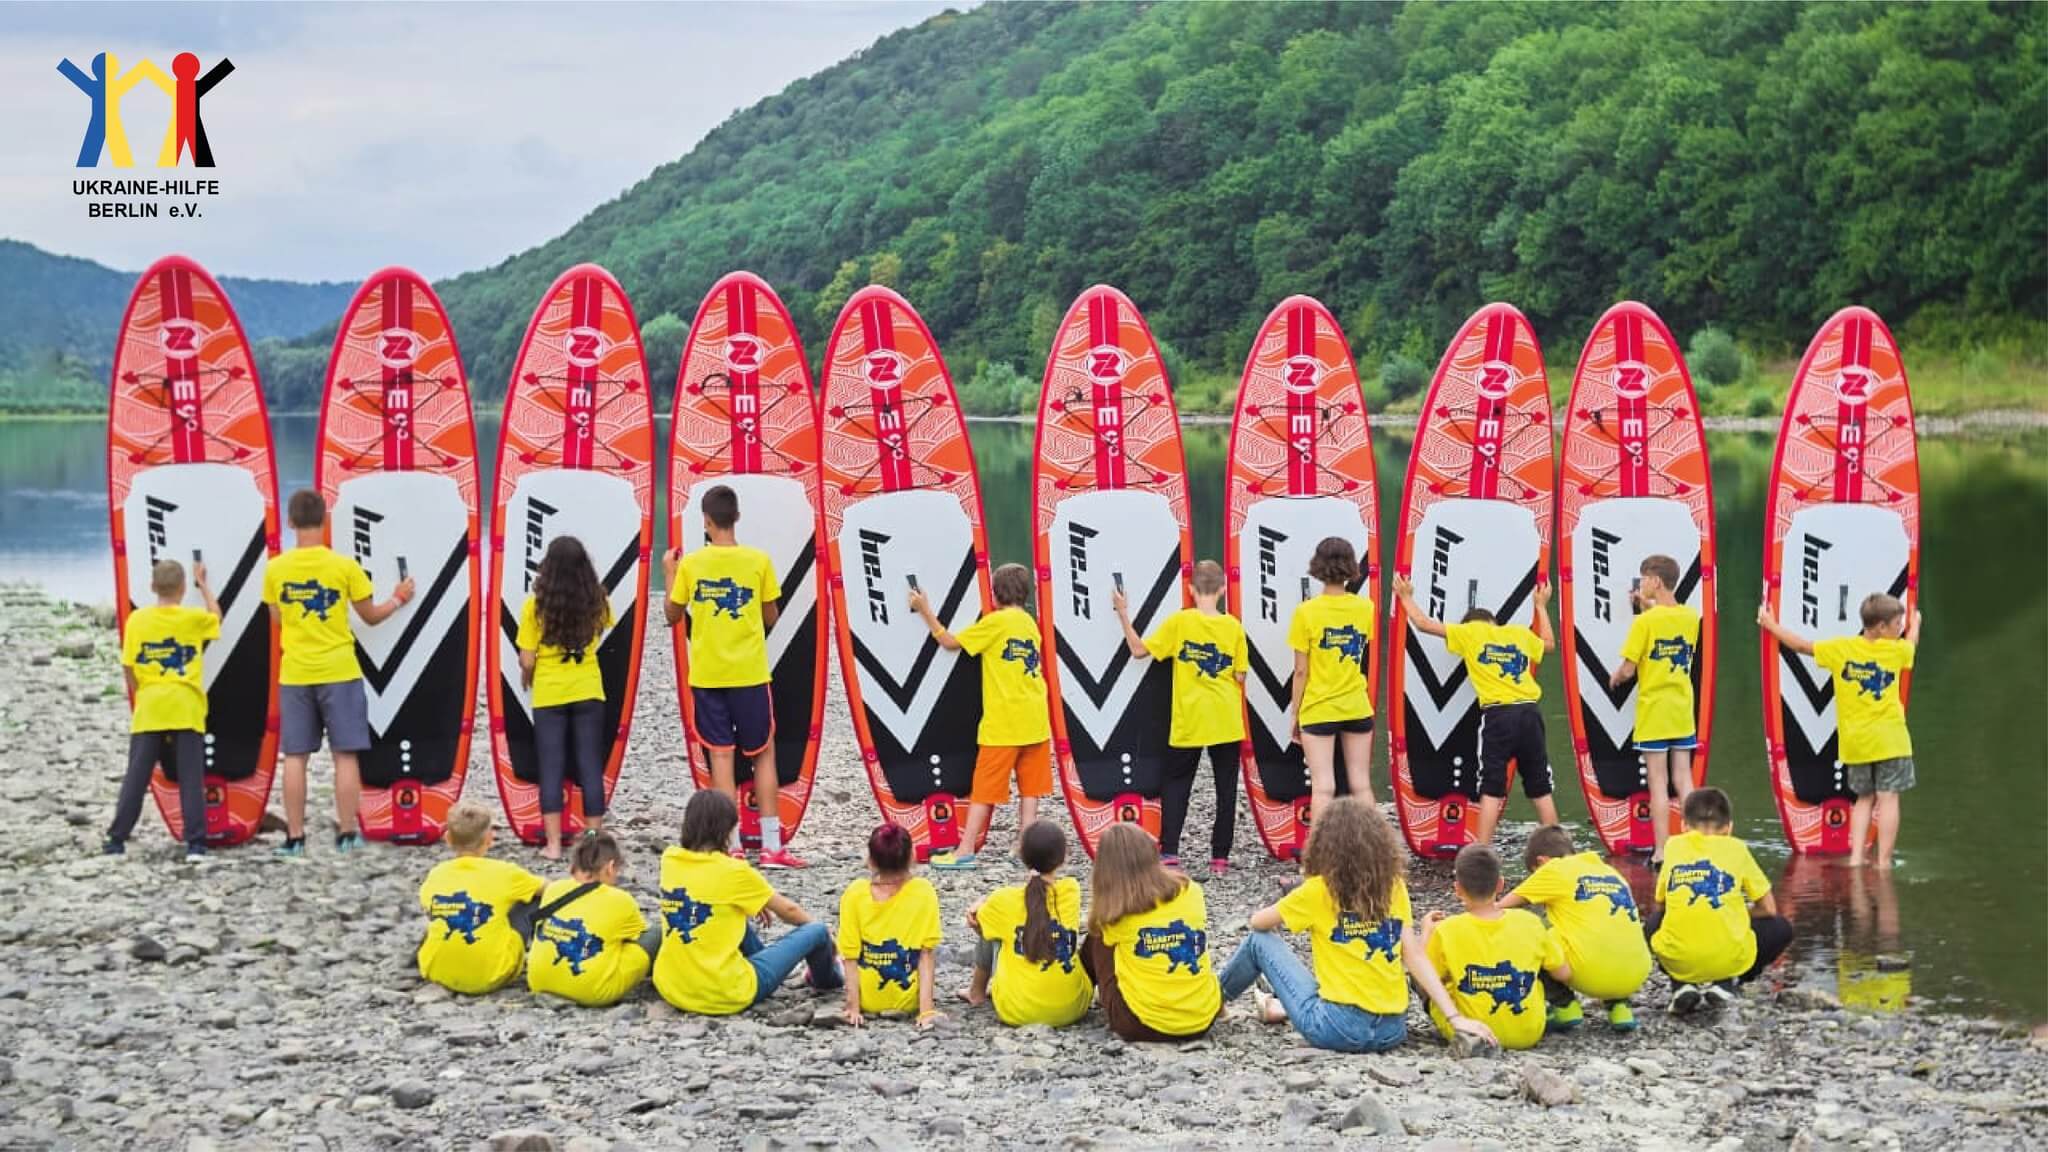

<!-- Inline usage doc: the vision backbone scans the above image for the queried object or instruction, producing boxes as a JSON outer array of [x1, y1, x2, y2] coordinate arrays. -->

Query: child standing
[[517, 535, 612, 860], [1083, 823, 1221, 1043], [107, 558, 219, 861], [663, 485, 802, 869], [909, 563, 1050, 871], [652, 790, 842, 1016], [1501, 824, 1651, 1032], [1759, 594, 1922, 869], [837, 824, 944, 1029], [1610, 554, 1702, 864], [962, 820, 1092, 1028], [1112, 558, 1246, 872], [1219, 797, 1488, 1053], [1420, 844, 1571, 1052], [526, 831, 657, 1008], [416, 802, 546, 995], [1286, 537, 1378, 818], [1649, 788, 1794, 1013], [264, 489, 414, 857], [1392, 574, 1561, 844]]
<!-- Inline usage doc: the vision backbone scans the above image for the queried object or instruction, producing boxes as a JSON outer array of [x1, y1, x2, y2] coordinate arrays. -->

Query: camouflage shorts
[[1846, 758, 1915, 795]]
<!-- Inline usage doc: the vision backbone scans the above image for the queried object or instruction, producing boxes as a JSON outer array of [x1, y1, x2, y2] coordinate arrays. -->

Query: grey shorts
[[1846, 757, 1915, 795], [280, 680, 372, 756]]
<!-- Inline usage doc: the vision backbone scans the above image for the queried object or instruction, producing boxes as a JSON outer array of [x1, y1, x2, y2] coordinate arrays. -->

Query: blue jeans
[[742, 922, 842, 1005], [1218, 931, 1407, 1053]]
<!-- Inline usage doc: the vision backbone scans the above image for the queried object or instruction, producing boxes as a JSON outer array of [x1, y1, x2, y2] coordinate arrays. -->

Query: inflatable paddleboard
[[486, 265, 654, 845], [1559, 302, 1716, 856], [1761, 307, 1919, 855], [667, 272, 826, 849], [1224, 296, 1380, 861], [315, 269, 480, 844], [1388, 303, 1555, 859], [821, 287, 990, 861], [1033, 286, 1192, 856], [106, 255, 279, 847]]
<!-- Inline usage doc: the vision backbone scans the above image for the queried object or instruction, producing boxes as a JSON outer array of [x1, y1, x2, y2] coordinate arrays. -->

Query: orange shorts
[[971, 741, 1053, 806]]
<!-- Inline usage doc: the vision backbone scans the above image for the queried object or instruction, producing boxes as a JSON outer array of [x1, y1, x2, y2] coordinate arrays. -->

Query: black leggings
[[534, 699, 606, 818], [1159, 742, 1239, 861], [111, 730, 206, 848]]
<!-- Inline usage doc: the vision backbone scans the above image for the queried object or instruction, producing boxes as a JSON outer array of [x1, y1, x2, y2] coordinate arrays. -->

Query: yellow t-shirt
[[264, 545, 374, 685], [417, 855, 547, 995], [1813, 636, 1914, 763], [1444, 620, 1544, 706], [1652, 830, 1772, 984], [1287, 594, 1376, 726], [1100, 880, 1221, 1037], [976, 876, 1092, 1027], [526, 880, 650, 1007], [1621, 604, 1700, 742], [1426, 909, 1563, 1050], [1144, 609, 1247, 748], [955, 606, 1051, 747], [651, 847, 777, 1015], [516, 595, 609, 709], [1510, 852, 1652, 1002], [123, 604, 218, 733], [837, 877, 942, 1016], [1276, 874, 1413, 1015], [671, 545, 781, 688]]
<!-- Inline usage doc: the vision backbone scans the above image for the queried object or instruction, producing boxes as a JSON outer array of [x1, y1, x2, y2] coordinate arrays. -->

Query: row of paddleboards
[[106, 256, 1918, 860]]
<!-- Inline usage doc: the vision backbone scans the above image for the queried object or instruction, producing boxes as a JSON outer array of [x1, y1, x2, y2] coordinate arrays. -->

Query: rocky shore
[[1, 585, 2042, 1152]]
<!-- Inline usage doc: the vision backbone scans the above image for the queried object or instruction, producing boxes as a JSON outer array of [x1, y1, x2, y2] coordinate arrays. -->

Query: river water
[[2, 414, 2042, 1022]]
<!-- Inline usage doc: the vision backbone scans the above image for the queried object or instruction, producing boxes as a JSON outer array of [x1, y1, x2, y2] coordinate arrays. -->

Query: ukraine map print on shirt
[[428, 891, 493, 944], [1841, 660, 1896, 700], [693, 577, 753, 620], [279, 579, 342, 620], [137, 638, 198, 675], [1133, 920, 1206, 974], [1649, 635, 1695, 673], [1318, 625, 1368, 671], [1458, 960, 1538, 1014], [1573, 873, 1639, 919], [1001, 637, 1041, 677], [541, 916, 605, 975], [1329, 912, 1402, 962], [1016, 924, 1081, 973], [661, 886, 715, 943], [1176, 640, 1234, 678], [860, 939, 920, 990], [1667, 861, 1738, 908], [1477, 642, 1531, 682]]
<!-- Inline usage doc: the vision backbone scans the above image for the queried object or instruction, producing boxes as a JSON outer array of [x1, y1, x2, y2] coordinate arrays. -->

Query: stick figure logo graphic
[[58, 50, 233, 168]]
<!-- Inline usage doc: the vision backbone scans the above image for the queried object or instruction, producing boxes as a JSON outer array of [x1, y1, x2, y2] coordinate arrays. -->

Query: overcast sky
[[0, 2, 956, 282]]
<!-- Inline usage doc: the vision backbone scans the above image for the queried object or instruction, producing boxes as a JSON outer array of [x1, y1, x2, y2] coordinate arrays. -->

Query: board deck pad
[[486, 265, 654, 845], [1558, 302, 1716, 856], [318, 268, 480, 844], [106, 255, 279, 848], [821, 287, 989, 860], [1225, 296, 1380, 860], [1034, 286, 1192, 857], [668, 272, 825, 848], [1761, 306, 1919, 854], [1388, 303, 1554, 859]]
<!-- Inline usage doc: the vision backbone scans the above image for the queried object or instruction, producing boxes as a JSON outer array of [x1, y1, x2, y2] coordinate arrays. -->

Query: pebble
[[391, 1081, 435, 1110], [1518, 1064, 1577, 1108], [1336, 1092, 1404, 1136], [1628, 1056, 1669, 1081]]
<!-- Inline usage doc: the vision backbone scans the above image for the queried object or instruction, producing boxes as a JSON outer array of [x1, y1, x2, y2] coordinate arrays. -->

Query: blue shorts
[[279, 680, 372, 756], [1636, 736, 1699, 752], [693, 684, 773, 756]]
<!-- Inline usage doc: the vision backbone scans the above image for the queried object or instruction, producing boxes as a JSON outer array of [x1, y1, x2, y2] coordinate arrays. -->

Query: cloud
[[0, 1, 958, 281]]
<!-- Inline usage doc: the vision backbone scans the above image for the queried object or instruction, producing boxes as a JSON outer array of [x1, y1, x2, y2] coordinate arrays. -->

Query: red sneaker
[[759, 849, 809, 871]]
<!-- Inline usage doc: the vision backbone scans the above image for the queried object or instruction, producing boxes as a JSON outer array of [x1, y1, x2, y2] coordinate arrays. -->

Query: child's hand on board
[[1755, 605, 1776, 629], [1533, 581, 1552, 606], [1392, 574, 1415, 600], [907, 587, 929, 615], [1110, 586, 1128, 616]]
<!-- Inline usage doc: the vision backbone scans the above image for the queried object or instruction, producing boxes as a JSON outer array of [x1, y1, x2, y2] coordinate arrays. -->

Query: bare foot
[[957, 986, 985, 1007], [1253, 989, 1289, 1025], [1847, 856, 1866, 868], [1873, 858, 1894, 872]]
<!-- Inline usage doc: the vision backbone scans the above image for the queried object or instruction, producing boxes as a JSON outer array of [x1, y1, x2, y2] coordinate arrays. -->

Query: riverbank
[[2, 585, 2044, 1152]]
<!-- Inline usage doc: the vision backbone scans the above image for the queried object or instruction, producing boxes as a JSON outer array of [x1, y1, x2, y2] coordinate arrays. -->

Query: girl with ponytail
[[962, 820, 1092, 1027]]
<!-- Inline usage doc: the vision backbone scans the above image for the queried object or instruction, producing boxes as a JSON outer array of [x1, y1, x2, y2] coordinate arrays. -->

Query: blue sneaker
[[102, 838, 126, 856], [335, 833, 365, 855], [273, 838, 306, 860], [930, 852, 979, 872]]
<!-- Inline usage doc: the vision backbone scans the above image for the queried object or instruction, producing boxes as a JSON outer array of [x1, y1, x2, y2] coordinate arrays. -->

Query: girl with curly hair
[[516, 535, 612, 859]]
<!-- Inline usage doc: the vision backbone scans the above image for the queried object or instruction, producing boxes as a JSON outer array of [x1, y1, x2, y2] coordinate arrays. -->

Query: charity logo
[[1001, 637, 1041, 678], [1458, 960, 1536, 1014], [1476, 642, 1530, 683], [859, 939, 920, 990], [1329, 913, 1402, 963], [1841, 659, 1895, 700], [660, 886, 715, 944], [1176, 639, 1233, 679], [1015, 924, 1081, 974], [1649, 635, 1695, 674], [1573, 874, 1638, 919], [429, 891, 494, 944], [279, 579, 341, 620], [692, 577, 753, 620], [60, 51, 233, 168], [1132, 920, 1205, 974], [541, 915, 605, 975], [1668, 860, 1737, 908], [137, 637, 198, 676], [1318, 625, 1368, 672]]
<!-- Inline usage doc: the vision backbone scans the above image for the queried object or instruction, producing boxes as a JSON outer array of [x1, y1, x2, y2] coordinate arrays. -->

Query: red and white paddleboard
[[820, 287, 991, 861], [1033, 286, 1193, 857], [1225, 296, 1380, 861], [1559, 302, 1716, 857], [106, 255, 280, 847], [316, 269, 481, 844], [1761, 308, 1920, 855], [667, 273, 827, 849], [486, 265, 655, 845], [1388, 303, 1555, 859]]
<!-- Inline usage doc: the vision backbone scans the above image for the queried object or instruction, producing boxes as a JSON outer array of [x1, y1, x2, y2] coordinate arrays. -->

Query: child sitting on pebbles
[[417, 802, 545, 995], [838, 824, 943, 1029], [961, 820, 1092, 1027], [527, 831, 657, 1008]]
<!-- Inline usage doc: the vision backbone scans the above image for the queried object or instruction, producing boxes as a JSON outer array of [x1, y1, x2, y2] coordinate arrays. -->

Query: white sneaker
[[1702, 981, 1739, 1009], [1668, 983, 1705, 1015]]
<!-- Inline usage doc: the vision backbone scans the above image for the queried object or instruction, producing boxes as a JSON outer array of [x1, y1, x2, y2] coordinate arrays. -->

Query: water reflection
[[1778, 856, 1913, 1014]]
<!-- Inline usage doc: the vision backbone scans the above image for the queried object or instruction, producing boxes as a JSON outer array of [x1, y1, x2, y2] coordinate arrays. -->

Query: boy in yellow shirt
[[1648, 788, 1793, 1014], [1420, 844, 1571, 1052], [527, 831, 657, 1007], [1610, 554, 1702, 864], [1393, 575, 1562, 844], [264, 489, 414, 858], [1760, 593, 1923, 869], [910, 563, 1049, 871], [663, 485, 801, 868], [838, 824, 944, 1028], [417, 802, 546, 994], [1113, 558, 1247, 872], [1501, 825, 1651, 1033], [108, 558, 219, 861]]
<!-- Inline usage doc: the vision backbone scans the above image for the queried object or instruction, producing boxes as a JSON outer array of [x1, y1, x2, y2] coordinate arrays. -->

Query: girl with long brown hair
[[1287, 535, 1378, 820], [516, 535, 612, 859], [1082, 823, 1220, 1042], [962, 820, 1092, 1027], [1217, 797, 1490, 1052]]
